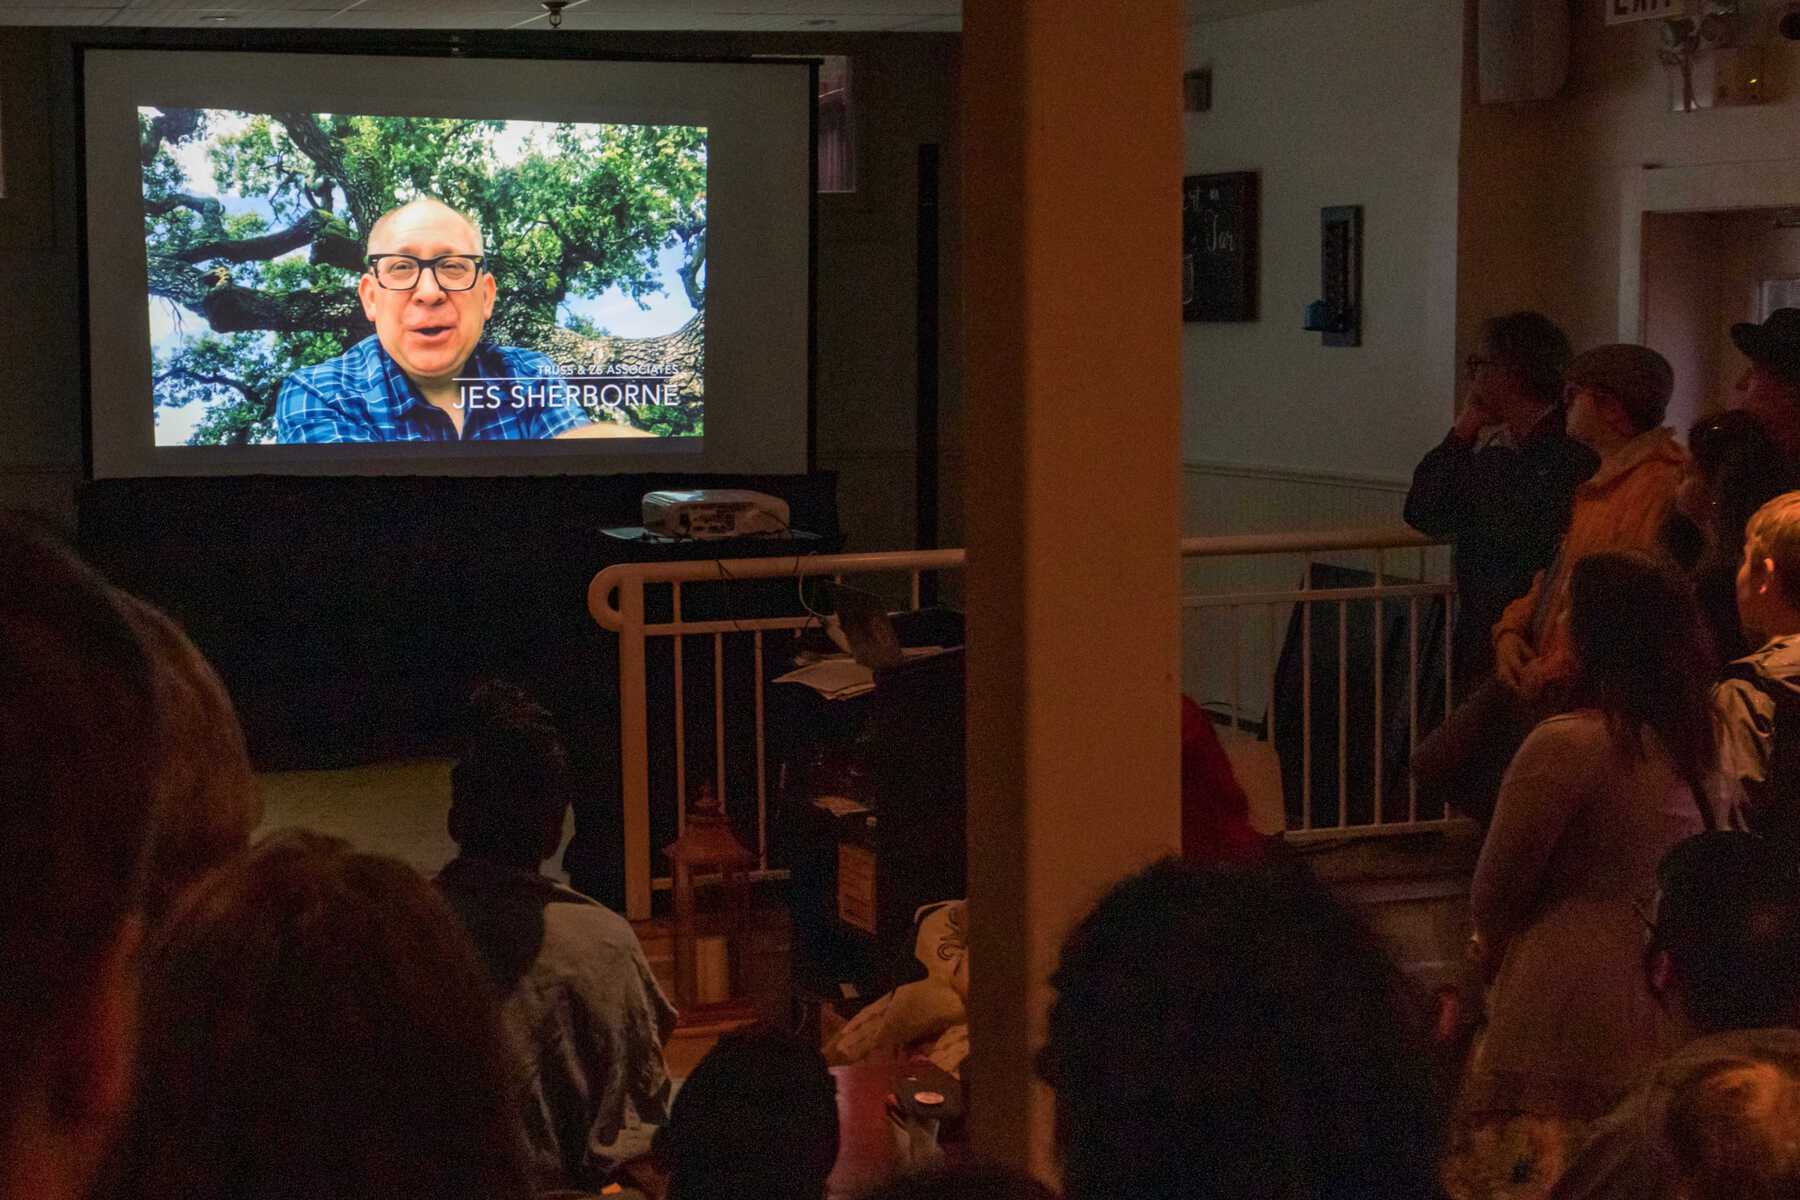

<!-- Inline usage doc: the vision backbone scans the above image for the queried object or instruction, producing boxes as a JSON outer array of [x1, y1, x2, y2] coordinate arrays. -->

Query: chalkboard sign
[[1182, 171, 1258, 323]]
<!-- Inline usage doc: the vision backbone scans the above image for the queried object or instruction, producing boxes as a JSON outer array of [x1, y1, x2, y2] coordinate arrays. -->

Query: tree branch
[[536, 309, 706, 427], [310, 233, 367, 273], [543, 215, 583, 308], [199, 286, 372, 341], [145, 193, 228, 240], [145, 193, 222, 218], [171, 210, 332, 265], [154, 366, 278, 436], [541, 215, 660, 309], [148, 258, 372, 343], [141, 108, 202, 167], [271, 112, 381, 234], [678, 231, 705, 310], [154, 366, 261, 408]]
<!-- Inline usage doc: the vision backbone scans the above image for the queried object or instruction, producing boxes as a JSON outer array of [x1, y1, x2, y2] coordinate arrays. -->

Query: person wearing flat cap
[[1729, 308, 1800, 466], [1414, 344, 1688, 824]]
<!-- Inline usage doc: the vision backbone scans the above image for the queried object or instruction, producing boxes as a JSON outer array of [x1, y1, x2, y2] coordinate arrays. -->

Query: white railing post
[[1373, 548, 1385, 824], [1301, 554, 1313, 830], [1337, 600, 1348, 829], [617, 573, 653, 921], [714, 631, 728, 813], [593, 530, 1462, 900], [672, 583, 687, 833], [754, 632, 768, 871], [1408, 596, 1420, 823]]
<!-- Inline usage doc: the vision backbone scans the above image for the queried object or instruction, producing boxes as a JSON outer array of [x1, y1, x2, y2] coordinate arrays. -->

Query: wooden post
[[961, 0, 1186, 1181]]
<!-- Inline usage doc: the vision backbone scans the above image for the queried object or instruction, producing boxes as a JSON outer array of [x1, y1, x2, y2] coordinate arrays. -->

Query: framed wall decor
[[1182, 170, 1258, 322]]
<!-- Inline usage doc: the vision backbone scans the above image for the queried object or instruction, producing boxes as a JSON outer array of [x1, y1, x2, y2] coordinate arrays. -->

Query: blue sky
[[146, 110, 705, 446]]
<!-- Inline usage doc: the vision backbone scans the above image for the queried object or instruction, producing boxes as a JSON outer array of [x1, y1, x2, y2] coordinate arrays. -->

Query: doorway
[[1641, 207, 1800, 436]]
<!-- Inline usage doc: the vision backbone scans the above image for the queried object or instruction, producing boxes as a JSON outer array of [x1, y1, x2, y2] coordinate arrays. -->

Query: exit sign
[[1607, 0, 1694, 23]]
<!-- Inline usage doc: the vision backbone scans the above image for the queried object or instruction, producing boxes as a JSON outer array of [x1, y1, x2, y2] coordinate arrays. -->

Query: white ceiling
[[0, 0, 1305, 33], [0, 0, 957, 31]]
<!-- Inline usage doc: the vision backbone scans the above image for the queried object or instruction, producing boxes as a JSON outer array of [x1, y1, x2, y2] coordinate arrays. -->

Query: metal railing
[[589, 528, 1462, 920], [1179, 528, 1462, 840]]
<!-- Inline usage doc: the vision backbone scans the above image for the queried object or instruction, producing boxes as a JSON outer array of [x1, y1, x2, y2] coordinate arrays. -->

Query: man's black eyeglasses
[[366, 254, 486, 292]]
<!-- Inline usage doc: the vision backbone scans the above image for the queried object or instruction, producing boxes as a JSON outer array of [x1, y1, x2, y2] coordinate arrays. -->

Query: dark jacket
[[1404, 408, 1596, 685], [1713, 634, 1800, 842]]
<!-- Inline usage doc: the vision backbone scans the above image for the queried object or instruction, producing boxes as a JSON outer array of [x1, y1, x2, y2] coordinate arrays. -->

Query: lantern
[[664, 784, 759, 1031]]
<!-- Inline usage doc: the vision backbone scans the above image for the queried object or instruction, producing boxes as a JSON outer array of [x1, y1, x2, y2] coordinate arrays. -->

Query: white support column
[[961, 0, 1185, 1179]]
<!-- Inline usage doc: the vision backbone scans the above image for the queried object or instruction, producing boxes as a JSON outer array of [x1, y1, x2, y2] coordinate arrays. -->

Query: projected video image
[[140, 108, 706, 446]]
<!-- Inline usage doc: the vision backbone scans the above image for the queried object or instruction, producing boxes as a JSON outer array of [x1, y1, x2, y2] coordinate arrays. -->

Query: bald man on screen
[[275, 197, 653, 444]]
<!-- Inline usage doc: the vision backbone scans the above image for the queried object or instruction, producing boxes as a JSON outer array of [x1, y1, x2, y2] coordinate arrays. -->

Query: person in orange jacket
[[1413, 344, 1688, 824]]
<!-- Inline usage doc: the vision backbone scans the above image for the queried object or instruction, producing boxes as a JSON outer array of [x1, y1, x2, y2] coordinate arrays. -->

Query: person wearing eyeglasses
[[1406, 312, 1596, 694], [275, 196, 651, 443], [1413, 344, 1687, 825], [1492, 347, 1689, 698]]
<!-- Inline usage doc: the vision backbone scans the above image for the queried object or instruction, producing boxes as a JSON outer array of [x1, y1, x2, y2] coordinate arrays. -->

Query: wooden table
[[828, 1058, 905, 1199]]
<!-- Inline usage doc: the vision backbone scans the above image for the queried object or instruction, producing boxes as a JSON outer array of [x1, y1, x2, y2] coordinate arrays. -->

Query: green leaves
[[152, 332, 281, 446]]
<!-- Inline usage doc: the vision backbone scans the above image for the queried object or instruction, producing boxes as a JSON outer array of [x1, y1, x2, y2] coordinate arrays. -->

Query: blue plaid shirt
[[275, 335, 592, 443]]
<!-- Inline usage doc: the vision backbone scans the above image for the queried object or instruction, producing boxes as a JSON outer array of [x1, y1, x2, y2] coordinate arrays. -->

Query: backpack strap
[[1722, 660, 1800, 843]]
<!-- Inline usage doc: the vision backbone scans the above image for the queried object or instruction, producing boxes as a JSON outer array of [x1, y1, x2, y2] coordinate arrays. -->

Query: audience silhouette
[[110, 831, 533, 1200], [15, 381, 1800, 1200]]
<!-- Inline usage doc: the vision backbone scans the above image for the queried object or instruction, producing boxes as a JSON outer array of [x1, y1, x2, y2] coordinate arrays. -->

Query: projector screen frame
[[72, 34, 819, 480]]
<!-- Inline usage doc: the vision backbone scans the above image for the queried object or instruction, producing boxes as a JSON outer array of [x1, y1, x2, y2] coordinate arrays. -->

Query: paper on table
[[773, 656, 876, 699], [814, 794, 871, 818], [774, 647, 948, 700]]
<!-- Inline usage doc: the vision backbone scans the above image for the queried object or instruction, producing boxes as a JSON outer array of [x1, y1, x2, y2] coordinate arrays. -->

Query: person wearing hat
[[1549, 832, 1800, 1200], [1729, 307, 1800, 465], [1413, 344, 1687, 823]]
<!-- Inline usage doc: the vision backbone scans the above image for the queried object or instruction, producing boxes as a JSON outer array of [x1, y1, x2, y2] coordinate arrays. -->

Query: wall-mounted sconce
[[1183, 68, 1212, 113], [1302, 300, 1347, 334], [1304, 205, 1361, 347]]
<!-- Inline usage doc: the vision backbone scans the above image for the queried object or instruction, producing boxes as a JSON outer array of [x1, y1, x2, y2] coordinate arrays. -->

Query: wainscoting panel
[[1181, 458, 1411, 538]]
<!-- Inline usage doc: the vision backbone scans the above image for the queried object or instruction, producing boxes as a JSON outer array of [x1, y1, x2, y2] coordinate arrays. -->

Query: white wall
[[1713, 212, 1800, 410], [1640, 209, 1800, 426], [1180, 1, 1800, 709], [1182, 0, 1464, 485], [1642, 211, 1727, 437], [1460, 3, 1800, 401]]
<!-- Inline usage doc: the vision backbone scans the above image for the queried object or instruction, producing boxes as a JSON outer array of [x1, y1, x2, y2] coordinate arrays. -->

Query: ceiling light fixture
[[541, 0, 568, 27]]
